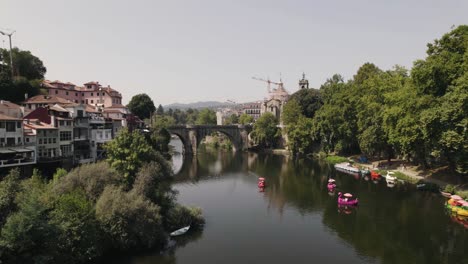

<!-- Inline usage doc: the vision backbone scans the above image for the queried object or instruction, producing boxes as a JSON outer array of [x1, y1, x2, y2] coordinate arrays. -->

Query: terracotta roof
[[85, 105, 100, 113], [23, 95, 71, 104], [103, 109, 123, 113], [23, 120, 56, 130], [0, 100, 21, 109], [109, 104, 126, 108], [84, 81, 100, 85], [50, 104, 70, 113], [0, 113, 21, 120]]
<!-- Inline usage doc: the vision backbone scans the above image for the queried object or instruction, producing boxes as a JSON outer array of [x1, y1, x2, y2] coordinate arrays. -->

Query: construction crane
[[252, 77, 283, 93]]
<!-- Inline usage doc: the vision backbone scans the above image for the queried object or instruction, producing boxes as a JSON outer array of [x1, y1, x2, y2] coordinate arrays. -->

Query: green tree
[[104, 129, 156, 185], [49, 190, 104, 263], [156, 104, 164, 115], [411, 25, 468, 96], [0, 169, 21, 226], [287, 116, 315, 155], [0, 176, 57, 263], [196, 108, 216, 125], [53, 162, 122, 201], [288, 88, 322, 118], [239, 113, 254, 125], [251, 112, 280, 148], [0, 47, 46, 79], [282, 99, 303, 127], [224, 113, 239, 125], [95, 186, 165, 250], [153, 114, 176, 129], [127, 93, 156, 119]]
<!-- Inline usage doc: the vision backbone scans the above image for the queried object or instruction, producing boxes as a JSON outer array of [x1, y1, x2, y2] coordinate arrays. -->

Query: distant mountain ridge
[[164, 101, 235, 110]]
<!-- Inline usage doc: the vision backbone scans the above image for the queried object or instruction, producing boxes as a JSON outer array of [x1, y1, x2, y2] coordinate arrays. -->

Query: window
[[53, 138, 56, 143], [48, 138, 52, 144], [61, 145, 72, 157], [55, 90, 58, 94], [17, 137, 21, 143], [91, 100, 94, 104], [75, 92, 78, 96], [87, 85, 92, 89], [0, 121, 4, 128], [39, 138, 42, 144], [77, 110, 83, 117], [86, 99, 88, 104], [66, 91, 69, 95], [75, 100, 78, 103], [59, 120, 65, 126], [6, 122, 16, 132], [17, 122, 21, 128], [91, 93, 93, 96], [26, 138, 30, 143], [82, 93, 84, 96], [81, 100, 85, 104]]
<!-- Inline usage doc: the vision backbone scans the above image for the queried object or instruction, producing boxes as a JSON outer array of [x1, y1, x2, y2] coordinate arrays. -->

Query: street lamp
[[0, 29, 15, 78]]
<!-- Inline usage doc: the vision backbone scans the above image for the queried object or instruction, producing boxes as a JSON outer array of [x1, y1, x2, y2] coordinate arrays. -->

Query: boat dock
[[334, 162, 360, 174]]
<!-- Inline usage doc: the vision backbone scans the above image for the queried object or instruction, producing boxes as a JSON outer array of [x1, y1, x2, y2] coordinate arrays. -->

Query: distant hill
[[164, 101, 236, 110]]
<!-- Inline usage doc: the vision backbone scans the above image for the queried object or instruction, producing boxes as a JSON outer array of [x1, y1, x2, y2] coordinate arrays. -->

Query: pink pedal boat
[[338, 192, 359, 206]]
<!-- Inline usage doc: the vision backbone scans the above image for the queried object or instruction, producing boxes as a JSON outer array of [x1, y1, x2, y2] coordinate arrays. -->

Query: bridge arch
[[167, 125, 252, 155]]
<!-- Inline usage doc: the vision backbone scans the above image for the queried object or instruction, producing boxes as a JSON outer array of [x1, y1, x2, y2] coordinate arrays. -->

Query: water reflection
[[119, 139, 467, 264]]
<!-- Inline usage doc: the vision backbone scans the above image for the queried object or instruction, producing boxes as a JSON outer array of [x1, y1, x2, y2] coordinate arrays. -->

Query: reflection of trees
[[321, 189, 468, 264], [172, 150, 468, 264], [248, 155, 332, 215]]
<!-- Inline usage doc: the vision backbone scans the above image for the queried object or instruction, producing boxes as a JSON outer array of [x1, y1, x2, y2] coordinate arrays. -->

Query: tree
[[224, 113, 239, 125], [127, 94, 156, 119], [196, 108, 216, 125], [0, 176, 57, 263], [0, 169, 21, 226], [288, 88, 322, 118], [239, 113, 254, 125], [251, 112, 280, 148], [48, 190, 104, 263], [411, 25, 468, 96], [282, 99, 303, 127], [53, 162, 121, 201], [0, 47, 46, 79], [156, 104, 164, 115], [95, 186, 165, 251], [104, 129, 157, 185]]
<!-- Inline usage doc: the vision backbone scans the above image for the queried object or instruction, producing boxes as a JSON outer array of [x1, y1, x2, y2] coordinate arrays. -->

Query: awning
[[14, 148, 34, 153], [0, 149, 15, 154]]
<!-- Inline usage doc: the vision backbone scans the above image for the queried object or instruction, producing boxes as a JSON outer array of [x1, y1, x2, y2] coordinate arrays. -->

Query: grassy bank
[[324, 155, 349, 164]]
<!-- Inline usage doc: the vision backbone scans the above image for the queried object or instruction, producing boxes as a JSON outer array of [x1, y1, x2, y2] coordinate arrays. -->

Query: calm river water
[[117, 139, 467, 264]]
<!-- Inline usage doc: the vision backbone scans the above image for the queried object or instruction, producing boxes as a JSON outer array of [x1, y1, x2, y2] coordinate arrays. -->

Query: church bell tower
[[299, 72, 309, 89]]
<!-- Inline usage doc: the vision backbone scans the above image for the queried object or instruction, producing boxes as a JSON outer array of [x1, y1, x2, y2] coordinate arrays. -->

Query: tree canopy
[[127, 94, 156, 120]]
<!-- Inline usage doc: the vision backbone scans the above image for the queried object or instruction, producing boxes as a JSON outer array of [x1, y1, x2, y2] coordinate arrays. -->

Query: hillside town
[[0, 80, 145, 170], [0, 74, 310, 171]]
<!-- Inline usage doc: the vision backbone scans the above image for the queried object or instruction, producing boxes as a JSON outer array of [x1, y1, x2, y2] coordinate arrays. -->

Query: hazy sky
[[1, 0, 467, 105]]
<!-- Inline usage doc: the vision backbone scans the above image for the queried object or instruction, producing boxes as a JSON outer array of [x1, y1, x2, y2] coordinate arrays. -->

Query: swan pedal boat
[[338, 192, 359, 206]]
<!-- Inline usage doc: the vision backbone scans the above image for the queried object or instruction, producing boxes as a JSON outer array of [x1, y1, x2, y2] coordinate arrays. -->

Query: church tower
[[299, 73, 309, 89]]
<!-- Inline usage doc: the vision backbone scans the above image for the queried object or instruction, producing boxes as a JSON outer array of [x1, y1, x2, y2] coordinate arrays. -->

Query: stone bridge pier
[[167, 125, 252, 155]]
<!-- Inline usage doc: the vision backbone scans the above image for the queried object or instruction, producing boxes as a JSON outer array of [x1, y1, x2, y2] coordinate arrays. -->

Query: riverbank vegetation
[[0, 129, 204, 263], [282, 25, 468, 181]]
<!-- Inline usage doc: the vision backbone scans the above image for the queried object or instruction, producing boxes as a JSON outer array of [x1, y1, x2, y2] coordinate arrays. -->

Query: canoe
[[170, 225, 190, 236]]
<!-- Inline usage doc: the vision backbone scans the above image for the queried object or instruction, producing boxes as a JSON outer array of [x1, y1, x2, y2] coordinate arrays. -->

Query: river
[[116, 139, 467, 264]]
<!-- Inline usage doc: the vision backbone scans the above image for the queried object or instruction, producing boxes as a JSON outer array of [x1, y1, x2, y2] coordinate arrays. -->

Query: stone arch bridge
[[167, 125, 252, 155]]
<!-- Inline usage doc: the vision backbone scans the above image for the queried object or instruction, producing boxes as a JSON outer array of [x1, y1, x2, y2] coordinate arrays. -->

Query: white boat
[[334, 162, 360, 174], [385, 171, 397, 184], [170, 225, 190, 237]]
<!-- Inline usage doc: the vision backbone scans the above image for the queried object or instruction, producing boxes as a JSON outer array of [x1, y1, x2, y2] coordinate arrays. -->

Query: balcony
[[0, 157, 36, 168]]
